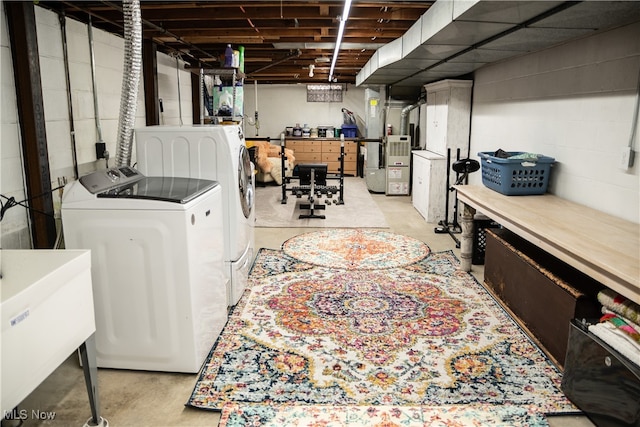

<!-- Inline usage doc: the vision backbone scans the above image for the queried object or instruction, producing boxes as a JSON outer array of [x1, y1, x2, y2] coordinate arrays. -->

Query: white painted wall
[[37, 6, 191, 182], [469, 21, 640, 223], [242, 83, 367, 139], [0, 5, 191, 248], [157, 53, 192, 126], [241, 84, 417, 140]]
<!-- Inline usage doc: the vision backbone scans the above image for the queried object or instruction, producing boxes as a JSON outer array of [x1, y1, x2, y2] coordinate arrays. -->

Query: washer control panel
[[79, 166, 144, 194]]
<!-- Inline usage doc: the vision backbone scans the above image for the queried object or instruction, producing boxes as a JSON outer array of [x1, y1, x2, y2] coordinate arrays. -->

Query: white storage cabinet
[[412, 150, 448, 223], [418, 79, 473, 225], [424, 79, 473, 157]]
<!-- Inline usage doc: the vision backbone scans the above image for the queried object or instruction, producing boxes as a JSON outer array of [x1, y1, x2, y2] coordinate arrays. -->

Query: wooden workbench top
[[455, 185, 640, 303]]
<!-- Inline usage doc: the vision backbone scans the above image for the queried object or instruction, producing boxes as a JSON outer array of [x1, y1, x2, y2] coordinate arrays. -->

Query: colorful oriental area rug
[[188, 229, 576, 426]]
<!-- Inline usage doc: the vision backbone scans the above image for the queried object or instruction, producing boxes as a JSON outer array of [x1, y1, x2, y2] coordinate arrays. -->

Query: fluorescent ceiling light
[[329, 0, 352, 82], [329, 21, 346, 81], [342, 0, 353, 23]]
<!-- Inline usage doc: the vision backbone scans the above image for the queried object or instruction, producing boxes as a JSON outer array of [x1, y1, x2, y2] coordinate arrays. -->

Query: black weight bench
[[292, 163, 337, 219]]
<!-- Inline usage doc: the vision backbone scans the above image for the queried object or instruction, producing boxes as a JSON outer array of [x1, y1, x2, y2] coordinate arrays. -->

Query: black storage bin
[[472, 215, 500, 265], [562, 319, 640, 427]]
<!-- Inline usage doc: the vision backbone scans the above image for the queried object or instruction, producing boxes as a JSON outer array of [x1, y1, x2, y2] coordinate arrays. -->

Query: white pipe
[[175, 55, 183, 125], [87, 16, 103, 144]]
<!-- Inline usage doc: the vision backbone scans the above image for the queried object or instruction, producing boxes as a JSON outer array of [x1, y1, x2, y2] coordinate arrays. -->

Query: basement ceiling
[[37, 1, 640, 101], [359, 1, 640, 99], [36, 1, 432, 85]]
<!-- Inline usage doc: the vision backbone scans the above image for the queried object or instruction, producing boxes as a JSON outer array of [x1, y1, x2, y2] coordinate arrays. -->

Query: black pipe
[[337, 141, 345, 204], [444, 148, 451, 223], [451, 148, 461, 228], [280, 135, 288, 204]]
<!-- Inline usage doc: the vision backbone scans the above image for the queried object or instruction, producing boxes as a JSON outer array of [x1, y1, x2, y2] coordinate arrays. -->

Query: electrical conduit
[[59, 12, 79, 180]]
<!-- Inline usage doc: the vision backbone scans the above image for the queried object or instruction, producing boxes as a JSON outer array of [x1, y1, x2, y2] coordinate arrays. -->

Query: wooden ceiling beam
[[144, 18, 415, 32]]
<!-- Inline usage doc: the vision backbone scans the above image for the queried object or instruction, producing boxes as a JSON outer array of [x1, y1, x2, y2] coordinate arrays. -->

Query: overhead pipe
[[115, 0, 142, 167], [248, 50, 302, 76]]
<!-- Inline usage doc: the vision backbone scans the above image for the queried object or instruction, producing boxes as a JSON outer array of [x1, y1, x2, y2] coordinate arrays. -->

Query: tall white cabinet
[[413, 79, 472, 224], [424, 79, 473, 157], [412, 150, 446, 223]]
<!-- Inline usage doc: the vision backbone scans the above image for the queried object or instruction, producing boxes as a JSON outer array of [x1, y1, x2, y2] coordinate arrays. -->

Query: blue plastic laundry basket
[[478, 151, 555, 196]]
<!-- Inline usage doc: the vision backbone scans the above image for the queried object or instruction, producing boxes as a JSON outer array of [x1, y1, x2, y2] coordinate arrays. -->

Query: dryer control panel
[[79, 166, 144, 194]]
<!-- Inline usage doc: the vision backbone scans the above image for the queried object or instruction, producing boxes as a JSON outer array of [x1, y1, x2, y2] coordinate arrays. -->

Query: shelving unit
[[200, 68, 245, 125]]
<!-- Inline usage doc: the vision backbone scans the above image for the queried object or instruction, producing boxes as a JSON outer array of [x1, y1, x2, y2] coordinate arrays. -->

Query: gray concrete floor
[[8, 191, 593, 427]]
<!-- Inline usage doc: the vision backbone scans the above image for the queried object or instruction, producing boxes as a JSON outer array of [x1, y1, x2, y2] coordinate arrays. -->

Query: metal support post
[[280, 133, 288, 204]]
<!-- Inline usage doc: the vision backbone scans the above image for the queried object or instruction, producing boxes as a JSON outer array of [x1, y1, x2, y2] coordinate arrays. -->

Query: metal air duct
[[400, 99, 425, 135]]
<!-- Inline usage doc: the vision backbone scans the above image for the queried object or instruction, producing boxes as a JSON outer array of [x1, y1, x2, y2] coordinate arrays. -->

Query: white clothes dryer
[[135, 125, 255, 306], [61, 166, 227, 373]]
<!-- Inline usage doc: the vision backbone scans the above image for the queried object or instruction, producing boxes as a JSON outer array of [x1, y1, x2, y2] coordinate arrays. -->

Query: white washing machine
[[135, 125, 255, 306], [61, 166, 227, 373]]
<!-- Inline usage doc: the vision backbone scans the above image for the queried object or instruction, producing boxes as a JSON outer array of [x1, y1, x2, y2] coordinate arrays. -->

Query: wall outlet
[[618, 146, 634, 170]]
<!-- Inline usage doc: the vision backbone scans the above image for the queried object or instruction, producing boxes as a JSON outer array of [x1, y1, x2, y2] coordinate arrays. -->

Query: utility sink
[[1, 249, 95, 414]]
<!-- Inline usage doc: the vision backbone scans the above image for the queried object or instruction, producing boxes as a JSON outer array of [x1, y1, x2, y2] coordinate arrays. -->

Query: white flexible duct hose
[[115, 0, 142, 167]]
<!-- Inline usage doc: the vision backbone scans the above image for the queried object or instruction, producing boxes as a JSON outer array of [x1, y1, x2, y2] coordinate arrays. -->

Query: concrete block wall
[[1, 3, 30, 248], [60, 11, 147, 174], [470, 21, 640, 223], [0, 5, 190, 249], [156, 52, 193, 126]]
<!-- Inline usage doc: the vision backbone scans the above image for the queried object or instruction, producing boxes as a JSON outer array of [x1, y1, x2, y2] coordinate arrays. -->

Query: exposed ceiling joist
[[37, 0, 432, 85], [35, 0, 639, 101]]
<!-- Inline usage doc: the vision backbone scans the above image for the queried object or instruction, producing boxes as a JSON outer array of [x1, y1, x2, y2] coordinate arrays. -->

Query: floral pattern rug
[[217, 403, 552, 426], [188, 230, 576, 425], [282, 229, 431, 270]]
